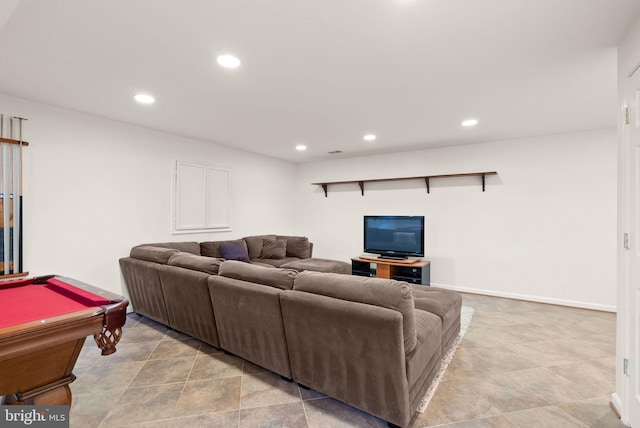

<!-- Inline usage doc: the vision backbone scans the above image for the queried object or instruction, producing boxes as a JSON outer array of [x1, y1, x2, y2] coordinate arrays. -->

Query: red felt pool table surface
[[0, 277, 110, 329]]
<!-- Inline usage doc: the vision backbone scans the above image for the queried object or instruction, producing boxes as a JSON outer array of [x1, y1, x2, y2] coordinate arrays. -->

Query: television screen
[[364, 215, 424, 259]]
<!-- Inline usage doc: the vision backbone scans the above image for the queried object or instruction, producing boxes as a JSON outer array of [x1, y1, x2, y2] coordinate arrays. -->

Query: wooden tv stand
[[351, 257, 430, 285]]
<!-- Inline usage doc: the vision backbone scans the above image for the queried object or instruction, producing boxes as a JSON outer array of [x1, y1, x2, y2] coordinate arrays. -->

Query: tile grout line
[[239, 358, 246, 427], [168, 339, 204, 421], [500, 404, 591, 428], [298, 386, 312, 428], [96, 317, 166, 428]]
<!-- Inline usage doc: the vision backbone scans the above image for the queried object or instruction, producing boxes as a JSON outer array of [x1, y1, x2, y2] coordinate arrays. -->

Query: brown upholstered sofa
[[119, 239, 461, 427], [118, 235, 349, 344]]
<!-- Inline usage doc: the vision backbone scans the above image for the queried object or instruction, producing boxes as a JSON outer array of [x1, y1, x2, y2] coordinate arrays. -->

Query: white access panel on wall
[[173, 160, 230, 233]]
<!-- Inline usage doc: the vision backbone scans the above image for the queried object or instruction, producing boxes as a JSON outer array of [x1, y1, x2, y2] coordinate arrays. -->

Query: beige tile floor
[[68, 293, 623, 428]]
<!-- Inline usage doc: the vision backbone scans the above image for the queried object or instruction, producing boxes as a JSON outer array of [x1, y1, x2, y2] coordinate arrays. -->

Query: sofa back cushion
[[276, 235, 311, 259], [168, 252, 223, 275], [130, 246, 179, 264], [200, 239, 249, 260], [143, 242, 200, 255], [243, 234, 277, 259], [292, 271, 417, 354], [218, 260, 297, 290], [260, 239, 287, 259]]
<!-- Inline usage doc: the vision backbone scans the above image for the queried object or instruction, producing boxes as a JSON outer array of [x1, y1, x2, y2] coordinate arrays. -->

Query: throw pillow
[[220, 244, 250, 262], [201, 239, 247, 258], [261, 238, 286, 259], [243, 234, 277, 259], [276, 235, 311, 258]]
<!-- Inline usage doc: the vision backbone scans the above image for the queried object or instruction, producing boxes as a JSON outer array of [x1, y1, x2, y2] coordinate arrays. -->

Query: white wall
[[296, 129, 617, 311], [0, 94, 297, 295], [0, 93, 619, 311]]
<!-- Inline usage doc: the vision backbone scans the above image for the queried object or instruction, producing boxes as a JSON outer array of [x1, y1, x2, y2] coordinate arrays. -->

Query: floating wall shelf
[[312, 171, 498, 197]]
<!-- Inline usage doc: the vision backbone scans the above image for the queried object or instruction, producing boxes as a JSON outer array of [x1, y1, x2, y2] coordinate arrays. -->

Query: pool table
[[0, 275, 128, 405]]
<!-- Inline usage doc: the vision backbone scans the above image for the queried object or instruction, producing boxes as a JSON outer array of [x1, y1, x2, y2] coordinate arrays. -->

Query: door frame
[[616, 62, 640, 427]]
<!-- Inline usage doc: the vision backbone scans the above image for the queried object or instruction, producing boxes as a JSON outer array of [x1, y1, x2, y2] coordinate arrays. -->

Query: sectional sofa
[[119, 236, 461, 427]]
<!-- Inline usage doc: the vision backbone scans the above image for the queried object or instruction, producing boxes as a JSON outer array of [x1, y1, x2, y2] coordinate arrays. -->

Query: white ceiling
[[0, 0, 639, 163]]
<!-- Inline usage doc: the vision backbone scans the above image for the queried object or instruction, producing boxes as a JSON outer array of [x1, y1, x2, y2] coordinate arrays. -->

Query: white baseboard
[[610, 393, 626, 425], [430, 282, 617, 313]]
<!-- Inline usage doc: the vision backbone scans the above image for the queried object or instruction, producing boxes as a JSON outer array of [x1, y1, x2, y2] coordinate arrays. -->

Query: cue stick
[[7, 119, 13, 273], [10, 118, 19, 273], [1, 125, 9, 274], [14, 117, 25, 273]]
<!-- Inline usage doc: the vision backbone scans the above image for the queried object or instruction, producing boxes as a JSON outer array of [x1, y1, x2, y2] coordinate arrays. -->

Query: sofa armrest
[[142, 241, 200, 255], [130, 246, 179, 264], [119, 257, 170, 325]]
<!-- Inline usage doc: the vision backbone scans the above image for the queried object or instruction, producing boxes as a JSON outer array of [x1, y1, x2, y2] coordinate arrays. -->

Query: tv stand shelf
[[352, 257, 430, 286], [312, 171, 497, 197]]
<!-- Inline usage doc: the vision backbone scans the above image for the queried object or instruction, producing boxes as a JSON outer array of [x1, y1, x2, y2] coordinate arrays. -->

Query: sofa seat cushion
[[251, 257, 301, 268], [280, 258, 351, 274], [168, 252, 223, 275], [405, 309, 442, 392], [249, 261, 277, 268], [130, 246, 179, 264], [411, 286, 461, 346], [293, 271, 417, 354], [218, 260, 298, 290]]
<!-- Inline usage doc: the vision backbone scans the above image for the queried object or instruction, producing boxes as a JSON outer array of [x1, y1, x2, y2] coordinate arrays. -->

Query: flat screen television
[[363, 215, 425, 259]]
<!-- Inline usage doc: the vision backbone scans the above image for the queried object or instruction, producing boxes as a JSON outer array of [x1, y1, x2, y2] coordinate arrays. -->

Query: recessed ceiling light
[[363, 134, 376, 141], [296, 144, 307, 151], [216, 54, 241, 69], [133, 93, 155, 104], [462, 119, 478, 127]]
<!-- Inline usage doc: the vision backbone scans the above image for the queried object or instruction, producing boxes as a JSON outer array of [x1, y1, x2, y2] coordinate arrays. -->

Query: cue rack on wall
[[0, 114, 29, 279]]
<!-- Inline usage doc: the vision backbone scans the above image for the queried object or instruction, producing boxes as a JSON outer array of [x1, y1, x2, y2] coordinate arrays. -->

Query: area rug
[[416, 305, 475, 413]]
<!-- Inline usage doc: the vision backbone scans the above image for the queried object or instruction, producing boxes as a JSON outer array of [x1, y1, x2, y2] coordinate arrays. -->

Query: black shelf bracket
[[358, 181, 364, 196], [321, 184, 328, 197]]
